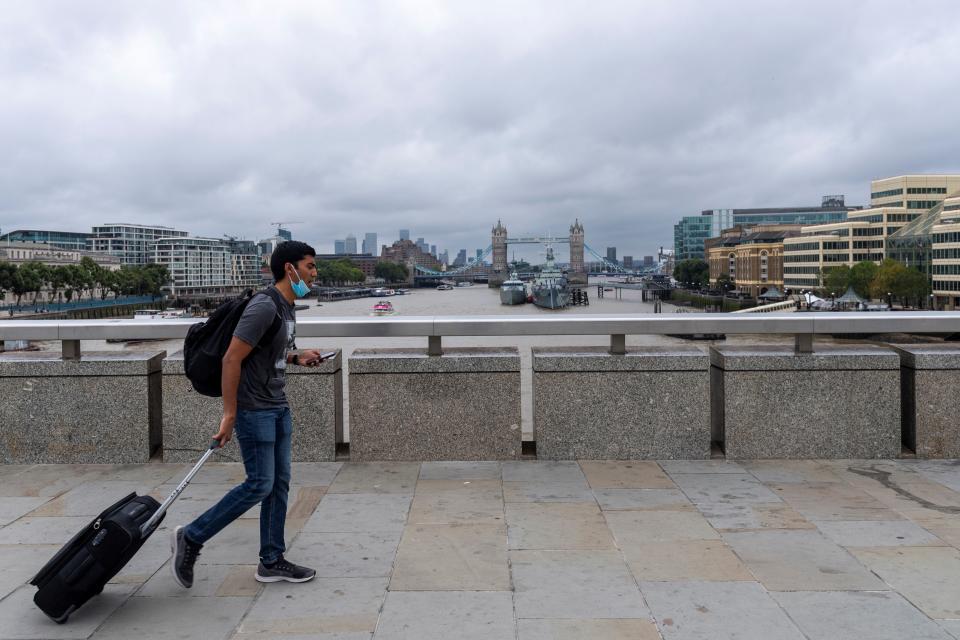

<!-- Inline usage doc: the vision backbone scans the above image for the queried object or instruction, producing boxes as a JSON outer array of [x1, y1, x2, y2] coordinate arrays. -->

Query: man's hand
[[212, 414, 236, 448], [297, 349, 326, 366]]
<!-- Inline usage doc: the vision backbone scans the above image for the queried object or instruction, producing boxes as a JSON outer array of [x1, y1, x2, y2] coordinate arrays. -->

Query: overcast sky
[[2, 1, 959, 261]]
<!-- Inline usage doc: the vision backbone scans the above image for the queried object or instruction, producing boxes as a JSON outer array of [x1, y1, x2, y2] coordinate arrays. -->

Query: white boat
[[437, 284, 454, 290], [456, 281, 473, 287]]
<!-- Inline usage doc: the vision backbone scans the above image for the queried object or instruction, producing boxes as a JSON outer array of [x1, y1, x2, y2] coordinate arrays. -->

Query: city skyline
[[1, 3, 959, 256]]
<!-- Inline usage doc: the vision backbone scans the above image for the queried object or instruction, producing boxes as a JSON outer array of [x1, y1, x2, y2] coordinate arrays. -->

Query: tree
[[822, 265, 850, 297], [12, 261, 44, 307], [0, 262, 16, 303], [849, 261, 879, 299], [716, 273, 735, 292], [375, 261, 409, 283], [673, 259, 710, 289]]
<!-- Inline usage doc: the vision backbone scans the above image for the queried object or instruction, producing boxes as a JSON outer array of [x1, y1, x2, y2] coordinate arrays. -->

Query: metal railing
[[2, 312, 959, 358]]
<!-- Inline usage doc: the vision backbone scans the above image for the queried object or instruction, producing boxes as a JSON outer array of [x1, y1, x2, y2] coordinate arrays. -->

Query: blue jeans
[[185, 406, 292, 564]]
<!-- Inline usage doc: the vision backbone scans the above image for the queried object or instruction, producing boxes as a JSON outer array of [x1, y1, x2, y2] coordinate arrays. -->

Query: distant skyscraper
[[345, 234, 357, 254], [453, 249, 467, 267], [476, 249, 483, 264], [430, 244, 437, 257], [623, 256, 634, 269], [277, 228, 293, 242], [362, 232, 377, 256], [439, 249, 449, 265], [643, 255, 654, 267], [606, 247, 617, 264], [399, 229, 410, 241], [334, 239, 346, 255]]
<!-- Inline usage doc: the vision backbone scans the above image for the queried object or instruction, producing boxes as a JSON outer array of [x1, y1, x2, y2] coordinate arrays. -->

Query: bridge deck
[[2, 458, 959, 638]]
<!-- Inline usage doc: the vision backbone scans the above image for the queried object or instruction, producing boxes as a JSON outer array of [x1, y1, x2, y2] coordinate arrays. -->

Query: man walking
[[172, 240, 326, 587]]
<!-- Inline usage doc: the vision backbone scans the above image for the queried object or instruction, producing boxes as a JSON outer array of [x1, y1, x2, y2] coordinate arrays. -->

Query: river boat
[[437, 283, 454, 290], [456, 281, 473, 287], [532, 246, 569, 309], [500, 272, 527, 305], [371, 300, 396, 316]]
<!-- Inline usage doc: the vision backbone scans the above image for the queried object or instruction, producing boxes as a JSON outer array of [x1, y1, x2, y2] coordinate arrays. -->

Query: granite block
[[533, 347, 709, 460], [161, 351, 342, 462], [0, 352, 164, 464], [711, 346, 900, 459], [348, 348, 521, 461], [892, 345, 960, 458]]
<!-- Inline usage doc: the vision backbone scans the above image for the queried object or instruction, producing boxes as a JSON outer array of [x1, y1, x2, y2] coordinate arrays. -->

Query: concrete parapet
[[710, 345, 900, 459], [0, 351, 164, 464], [161, 351, 342, 463], [532, 346, 710, 460], [348, 347, 521, 461], [891, 344, 960, 458]]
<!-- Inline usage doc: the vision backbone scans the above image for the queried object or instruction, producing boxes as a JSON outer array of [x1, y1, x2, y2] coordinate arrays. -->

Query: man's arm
[[213, 336, 254, 447]]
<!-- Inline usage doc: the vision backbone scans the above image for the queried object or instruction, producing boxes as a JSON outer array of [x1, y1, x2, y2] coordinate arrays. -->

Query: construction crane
[[271, 221, 304, 232]]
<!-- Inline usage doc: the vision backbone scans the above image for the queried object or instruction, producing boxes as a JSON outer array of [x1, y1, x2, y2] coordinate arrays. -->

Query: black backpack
[[183, 288, 285, 397]]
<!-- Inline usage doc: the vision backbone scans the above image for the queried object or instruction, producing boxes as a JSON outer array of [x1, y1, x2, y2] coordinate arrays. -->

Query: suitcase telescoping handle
[[140, 439, 220, 537]]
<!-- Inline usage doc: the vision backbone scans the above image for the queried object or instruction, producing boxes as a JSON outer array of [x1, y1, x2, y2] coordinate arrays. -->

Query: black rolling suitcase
[[31, 440, 220, 623]]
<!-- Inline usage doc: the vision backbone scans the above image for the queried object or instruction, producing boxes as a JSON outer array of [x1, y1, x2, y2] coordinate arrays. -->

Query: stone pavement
[[2, 458, 960, 639]]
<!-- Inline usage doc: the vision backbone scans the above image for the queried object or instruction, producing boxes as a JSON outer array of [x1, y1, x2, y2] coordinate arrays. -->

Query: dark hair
[[270, 240, 316, 282]]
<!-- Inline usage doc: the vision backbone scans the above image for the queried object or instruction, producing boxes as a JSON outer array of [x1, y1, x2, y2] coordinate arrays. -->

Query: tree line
[[0, 257, 169, 307], [313, 259, 409, 286]]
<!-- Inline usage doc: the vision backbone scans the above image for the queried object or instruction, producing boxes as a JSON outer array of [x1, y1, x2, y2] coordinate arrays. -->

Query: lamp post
[[887, 291, 892, 310], [930, 293, 936, 311]]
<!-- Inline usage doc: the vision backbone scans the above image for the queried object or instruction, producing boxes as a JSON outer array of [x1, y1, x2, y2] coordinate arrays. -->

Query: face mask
[[287, 268, 310, 298]]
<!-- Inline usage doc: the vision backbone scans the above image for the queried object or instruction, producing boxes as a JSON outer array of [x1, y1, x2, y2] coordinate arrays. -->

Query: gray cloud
[[2, 0, 959, 261]]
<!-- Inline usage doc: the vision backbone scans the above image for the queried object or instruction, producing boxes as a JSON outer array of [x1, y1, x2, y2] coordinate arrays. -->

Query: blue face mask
[[287, 268, 310, 298]]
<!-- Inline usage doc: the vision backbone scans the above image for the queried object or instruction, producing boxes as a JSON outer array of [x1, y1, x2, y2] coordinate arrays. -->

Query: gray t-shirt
[[233, 288, 296, 410]]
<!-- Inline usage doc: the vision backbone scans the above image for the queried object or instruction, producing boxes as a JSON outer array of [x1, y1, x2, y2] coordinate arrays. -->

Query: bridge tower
[[568, 219, 586, 284], [491, 219, 508, 285]]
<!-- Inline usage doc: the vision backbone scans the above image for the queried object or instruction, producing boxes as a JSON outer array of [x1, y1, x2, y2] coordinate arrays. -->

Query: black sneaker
[[255, 557, 316, 583], [170, 526, 202, 588]]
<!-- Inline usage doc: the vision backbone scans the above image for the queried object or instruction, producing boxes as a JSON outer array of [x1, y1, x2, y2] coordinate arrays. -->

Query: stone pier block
[[0, 351, 164, 464], [162, 351, 342, 463], [532, 346, 710, 460], [711, 346, 900, 459], [349, 348, 521, 461], [892, 344, 960, 458]]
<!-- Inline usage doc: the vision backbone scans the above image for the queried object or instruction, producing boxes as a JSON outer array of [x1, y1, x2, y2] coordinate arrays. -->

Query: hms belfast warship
[[531, 246, 569, 309]]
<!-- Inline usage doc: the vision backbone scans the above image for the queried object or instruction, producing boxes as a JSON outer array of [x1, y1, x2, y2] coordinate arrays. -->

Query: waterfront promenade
[[2, 458, 960, 639]]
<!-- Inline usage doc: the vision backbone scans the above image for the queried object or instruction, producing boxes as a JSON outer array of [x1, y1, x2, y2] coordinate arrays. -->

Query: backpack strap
[[253, 287, 287, 349]]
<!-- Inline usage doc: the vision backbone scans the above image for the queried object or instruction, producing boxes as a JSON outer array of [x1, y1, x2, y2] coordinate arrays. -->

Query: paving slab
[[902, 460, 960, 492], [32, 481, 161, 517], [137, 563, 258, 598], [502, 461, 587, 484], [578, 461, 676, 489], [326, 463, 419, 494], [697, 503, 815, 531], [88, 594, 253, 640], [658, 460, 746, 475], [192, 519, 264, 565], [374, 591, 515, 640], [640, 581, 806, 640], [671, 473, 782, 506], [0, 497, 50, 526], [740, 459, 844, 484], [858, 479, 960, 520], [418, 461, 501, 481], [290, 462, 344, 486], [723, 529, 888, 591], [237, 577, 387, 636], [390, 523, 509, 590], [0, 516, 92, 545], [0, 583, 136, 640], [109, 530, 173, 585], [517, 618, 661, 640], [503, 481, 595, 503], [288, 531, 401, 578], [605, 510, 719, 549], [408, 480, 504, 524], [939, 620, 960, 639], [511, 549, 648, 619], [769, 481, 901, 521], [815, 519, 945, 547], [594, 488, 694, 511], [851, 546, 960, 619], [0, 544, 61, 600], [506, 502, 615, 550], [625, 540, 754, 581], [0, 464, 109, 497], [303, 494, 412, 534], [914, 517, 960, 548], [772, 590, 955, 640]]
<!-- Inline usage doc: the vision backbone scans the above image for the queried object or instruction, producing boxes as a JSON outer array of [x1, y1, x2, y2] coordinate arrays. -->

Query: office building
[[315, 254, 379, 281], [334, 239, 346, 255], [90, 223, 189, 266], [453, 249, 467, 267], [622, 256, 633, 269], [0, 242, 120, 270], [708, 225, 803, 297], [362, 233, 378, 256], [606, 247, 617, 264], [644, 256, 654, 267], [0, 229, 91, 252], [345, 234, 357, 254], [674, 196, 857, 261], [399, 229, 410, 242], [150, 237, 233, 297]]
